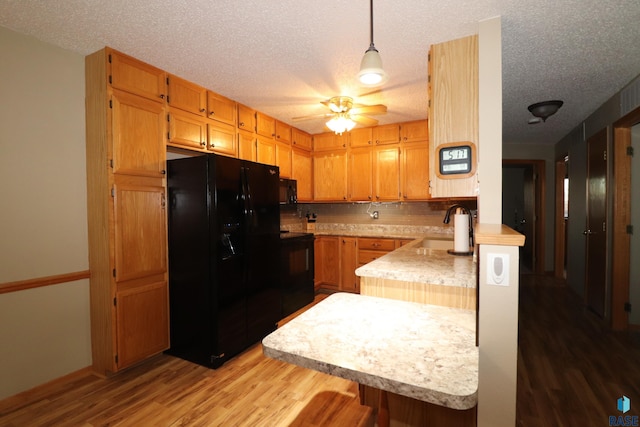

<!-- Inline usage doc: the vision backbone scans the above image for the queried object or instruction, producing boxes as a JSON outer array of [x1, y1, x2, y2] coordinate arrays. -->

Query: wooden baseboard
[[0, 366, 94, 414]]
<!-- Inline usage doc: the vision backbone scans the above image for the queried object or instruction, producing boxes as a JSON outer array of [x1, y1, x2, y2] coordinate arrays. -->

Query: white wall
[[0, 26, 91, 400]]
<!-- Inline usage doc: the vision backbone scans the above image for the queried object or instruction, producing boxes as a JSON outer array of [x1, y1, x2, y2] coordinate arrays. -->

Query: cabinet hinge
[[625, 302, 632, 312], [113, 296, 117, 305], [167, 113, 170, 122], [110, 159, 114, 169], [602, 221, 606, 232], [167, 131, 170, 140], [112, 268, 116, 278], [108, 53, 112, 63], [627, 225, 634, 234], [111, 187, 115, 197], [628, 146, 635, 156], [166, 76, 170, 85], [108, 75, 112, 85], [115, 354, 118, 364], [603, 150, 607, 161], [109, 99, 112, 109]]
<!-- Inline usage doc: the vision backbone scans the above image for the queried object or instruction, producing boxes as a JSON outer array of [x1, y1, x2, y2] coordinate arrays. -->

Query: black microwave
[[279, 178, 297, 208]]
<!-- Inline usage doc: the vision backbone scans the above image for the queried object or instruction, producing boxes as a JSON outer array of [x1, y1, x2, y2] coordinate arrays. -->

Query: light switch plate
[[486, 253, 509, 286]]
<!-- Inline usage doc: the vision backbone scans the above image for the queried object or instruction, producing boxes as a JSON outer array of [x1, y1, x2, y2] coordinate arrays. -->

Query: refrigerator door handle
[[244, 167, 256, 228]]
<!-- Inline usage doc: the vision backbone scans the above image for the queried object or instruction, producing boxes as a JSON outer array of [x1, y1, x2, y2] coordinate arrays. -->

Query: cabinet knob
[[210, 143, 215, 148], [209, 110, 215, 116], [160, 169, 166, 175], [376, 140, 380, 145], [239, 122, 245, 127], [201, 141, 206, 147], [159, 94, 165, 99], [200, 108, 206, 113]]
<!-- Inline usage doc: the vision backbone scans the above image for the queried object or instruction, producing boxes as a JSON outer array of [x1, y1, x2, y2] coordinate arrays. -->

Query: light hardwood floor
[[3, 276, 640, 426]]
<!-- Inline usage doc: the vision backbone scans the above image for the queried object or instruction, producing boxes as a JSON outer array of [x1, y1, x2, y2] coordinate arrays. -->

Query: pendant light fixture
[[358, 0, 387, 87]]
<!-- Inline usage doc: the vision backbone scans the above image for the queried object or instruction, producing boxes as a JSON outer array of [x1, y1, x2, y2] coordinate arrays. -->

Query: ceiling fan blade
[[350, 104, 387, 115], [352, 115, 378, 126], [292, 113, 333, 122]]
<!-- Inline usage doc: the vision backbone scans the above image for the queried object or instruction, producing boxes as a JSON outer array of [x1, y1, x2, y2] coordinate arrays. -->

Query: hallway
[[517, 274, 640, 426]]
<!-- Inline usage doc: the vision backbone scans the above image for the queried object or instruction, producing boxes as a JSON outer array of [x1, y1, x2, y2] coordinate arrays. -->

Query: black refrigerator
[[166, 154, 281, 368]]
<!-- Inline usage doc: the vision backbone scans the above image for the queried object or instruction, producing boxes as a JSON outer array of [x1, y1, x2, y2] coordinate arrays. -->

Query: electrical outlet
[[486, 253, 509, 286]]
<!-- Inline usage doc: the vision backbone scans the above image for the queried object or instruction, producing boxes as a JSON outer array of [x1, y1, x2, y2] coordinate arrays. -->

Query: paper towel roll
[[453, 214, 470, 253]]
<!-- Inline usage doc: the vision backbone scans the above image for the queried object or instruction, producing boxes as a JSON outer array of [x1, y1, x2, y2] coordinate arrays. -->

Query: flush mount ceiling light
[[326, 112, 356, 135], [357, 0, 388, 87], [527, 100, 564, 124]]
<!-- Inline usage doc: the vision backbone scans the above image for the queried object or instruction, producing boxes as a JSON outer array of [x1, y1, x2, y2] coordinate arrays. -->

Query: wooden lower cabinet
[[340, 237, 359, 293], [314, 236, 340, 290]]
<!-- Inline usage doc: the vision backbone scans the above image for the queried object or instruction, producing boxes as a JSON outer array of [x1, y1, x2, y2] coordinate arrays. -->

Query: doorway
[[502, 159, 545, 274], [554, 155, 569, 279]]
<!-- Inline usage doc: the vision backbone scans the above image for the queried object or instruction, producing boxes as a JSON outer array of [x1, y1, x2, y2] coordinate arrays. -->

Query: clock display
[[438, 144, 473, 176]]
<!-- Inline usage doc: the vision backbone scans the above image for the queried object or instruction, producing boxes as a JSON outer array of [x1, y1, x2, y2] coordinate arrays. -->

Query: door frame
[[611, 105, 640, 330], [502, 159, 546, 274], [554, 154, 568, 279]]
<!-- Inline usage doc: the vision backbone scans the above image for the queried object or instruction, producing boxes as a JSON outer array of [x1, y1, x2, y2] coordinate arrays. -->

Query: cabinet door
[[167, 74, 207, 116], [402, 142, 430, 200], [207, 122, 237, 156], [350, 127, 373, 148], [314, 150, 347, 201], [113, 176, 167, 283], [400, 120, 429, 143], [374, 145, 401, 201], [108, 49, 166, 102], [292, 148, 313, 201], [116, 280, 169, 369], [167, 110, 207, 151], [314, 237, 340, 289], [238, 130, 257, 161], [237, 104, 256, 133], [256, 112, 276, 138], [111, 89, 166, 177], [429, 35, 478, 197], [207, 91, 236, 125], [349, 148, 373, 201], [257, 136, 276, 166], [275, 121, 292, 144], [314, 132, 348, 151], [340, 237, 359, 293], [292, 128, 312, 151], [276, 141, 292, 178], [373, 124, 400, 145]]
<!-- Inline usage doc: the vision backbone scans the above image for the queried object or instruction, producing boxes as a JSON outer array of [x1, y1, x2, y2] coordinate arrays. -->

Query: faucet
[[443, 204, 474, 248]]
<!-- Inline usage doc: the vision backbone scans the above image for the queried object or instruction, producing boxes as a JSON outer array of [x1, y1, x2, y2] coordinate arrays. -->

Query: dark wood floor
[[517, 274, 640, 426], [2, 275, 640, 426]]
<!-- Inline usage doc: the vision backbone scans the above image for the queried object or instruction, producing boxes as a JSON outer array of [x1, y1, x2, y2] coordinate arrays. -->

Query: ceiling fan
[[292, 96, 387, 133]]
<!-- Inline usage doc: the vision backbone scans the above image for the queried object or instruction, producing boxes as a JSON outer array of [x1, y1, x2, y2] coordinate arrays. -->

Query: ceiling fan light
[[527, 100, 563, 122], [358, 46, 387, 86], [326, 113, 356, 135]]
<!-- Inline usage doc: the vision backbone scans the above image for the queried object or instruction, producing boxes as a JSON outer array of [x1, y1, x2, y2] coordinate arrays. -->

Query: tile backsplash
[[280, 200, 477, 233]]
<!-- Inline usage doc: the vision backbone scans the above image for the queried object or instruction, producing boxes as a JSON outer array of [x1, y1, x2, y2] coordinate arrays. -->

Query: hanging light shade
[[326, 113, 356, 135], [358, 0, 387, 87]]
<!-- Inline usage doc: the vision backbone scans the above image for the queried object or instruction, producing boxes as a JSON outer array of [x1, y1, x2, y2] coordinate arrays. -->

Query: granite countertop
[[262, 292, 478, 410], [355, 237, 477, 287]]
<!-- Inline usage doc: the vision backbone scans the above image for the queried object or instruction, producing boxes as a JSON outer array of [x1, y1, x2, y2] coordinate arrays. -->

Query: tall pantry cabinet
[[85, 48, 169, 375]]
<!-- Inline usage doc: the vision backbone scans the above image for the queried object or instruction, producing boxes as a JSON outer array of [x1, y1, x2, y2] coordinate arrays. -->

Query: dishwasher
[[280, 232, 315, 318]]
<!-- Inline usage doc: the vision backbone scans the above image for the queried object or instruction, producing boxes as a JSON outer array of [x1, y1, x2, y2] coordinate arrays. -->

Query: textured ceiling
[[2, 0, 639, 145]]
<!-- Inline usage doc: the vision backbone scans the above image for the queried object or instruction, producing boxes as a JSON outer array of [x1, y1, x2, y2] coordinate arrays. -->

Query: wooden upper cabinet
[[256, 135, 276, 166], [256, 112, 276, 138], [276, 141, 292, 178], [374, 145, 401, 201], [167, 74, 207, 116], [292, 128, 312, 151], [350, 127, 373, 148], [402, 142, 430, 200], [292, 148, 313, 201], [314, 150, 348, 201], [167, 110, 207, 151], [108, 49, 166, 102], [237, 129, 257, 161], [373, 124, 400, 145], [400, 120, 429, 143], [429, 35, 479, 198], [349, 148, 374, 201], [314, 132, 348, 151], [110, 89, 166, 177], [207, 91, 236, 126], [275, 121, 292, 144], [207, 122, 237, 157], [237, 104, 256, 133]]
